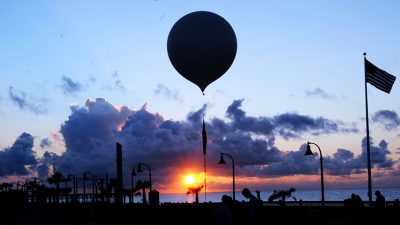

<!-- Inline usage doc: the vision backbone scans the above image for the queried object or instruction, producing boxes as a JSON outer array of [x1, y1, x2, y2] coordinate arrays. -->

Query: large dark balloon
[[167, 11, 237, 93]]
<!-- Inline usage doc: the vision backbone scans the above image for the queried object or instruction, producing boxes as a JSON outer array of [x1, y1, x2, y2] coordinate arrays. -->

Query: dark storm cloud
[[60, 98, 132, 154], [8, 86, 48, 114], [0, 133, 38, 176], [256, 144, 318, 176], [226, 99, 358, 139], [359, 137, 393, 169], [154, 83, 182, 102], [61, 75, 82, 95], [253, 137, 394, 177], [40, 138, 52, 149], [305, 88, 335, 100], [372, 110, 400, 131], [38, 98, 380, 188]]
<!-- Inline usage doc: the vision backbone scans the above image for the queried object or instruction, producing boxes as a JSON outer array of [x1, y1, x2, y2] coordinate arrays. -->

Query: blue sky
[[0, 1, 400, 193]]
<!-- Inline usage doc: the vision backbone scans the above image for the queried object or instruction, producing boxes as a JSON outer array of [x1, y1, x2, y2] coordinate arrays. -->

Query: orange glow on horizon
[[158, 173, 373, 194]]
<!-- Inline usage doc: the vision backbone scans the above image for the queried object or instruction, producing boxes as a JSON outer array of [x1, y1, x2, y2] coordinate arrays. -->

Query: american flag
[[365, 59, 396, 94]]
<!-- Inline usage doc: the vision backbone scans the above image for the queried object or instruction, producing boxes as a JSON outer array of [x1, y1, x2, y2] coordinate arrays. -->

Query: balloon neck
[[202, 92, 205, 96]]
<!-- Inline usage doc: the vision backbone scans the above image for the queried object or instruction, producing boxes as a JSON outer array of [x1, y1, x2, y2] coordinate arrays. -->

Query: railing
[[1, 190, 399, 208]]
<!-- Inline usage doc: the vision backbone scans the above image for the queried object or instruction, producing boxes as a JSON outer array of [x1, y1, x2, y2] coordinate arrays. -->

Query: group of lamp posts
[[67, 175, 78, 195], [218, 141, 324, 206], [83, 172, 97, 202]]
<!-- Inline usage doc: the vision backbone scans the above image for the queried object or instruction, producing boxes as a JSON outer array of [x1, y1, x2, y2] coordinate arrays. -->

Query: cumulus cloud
[[61, 75, 82, 96], [305, 88, 335, 100], [32, 98, 380, 189], [372, 110, 400, 131], [0, 133, 38, 176], [60, 98, 132, 154], [255, 137, 394, 178], [154, 83, 182, 102], [8, 86, 48, 114], [360, 137, 393, 169]]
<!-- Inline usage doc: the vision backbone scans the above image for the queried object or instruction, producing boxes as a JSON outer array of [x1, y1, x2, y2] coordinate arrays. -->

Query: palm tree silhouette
[[47, 168, 64, 203], [134, 180, 151, 204], [186, 185, 204, 204]]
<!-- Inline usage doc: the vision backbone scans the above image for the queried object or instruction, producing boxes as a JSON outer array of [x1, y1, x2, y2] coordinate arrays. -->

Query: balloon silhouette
[[167, 11, 237, 93]]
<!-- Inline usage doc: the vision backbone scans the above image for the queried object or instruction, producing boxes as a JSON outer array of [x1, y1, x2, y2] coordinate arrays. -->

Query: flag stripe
[[365, 59, 396, 93]]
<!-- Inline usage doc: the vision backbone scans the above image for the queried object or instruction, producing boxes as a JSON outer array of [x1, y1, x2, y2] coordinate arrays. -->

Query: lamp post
[[67, 175, 77, 195], [218, 152, 236, 201], [137, 163, 152, 191], [131, 168, 137, 204], [305, 141, 324, 207], [131, 168, 137, 191]]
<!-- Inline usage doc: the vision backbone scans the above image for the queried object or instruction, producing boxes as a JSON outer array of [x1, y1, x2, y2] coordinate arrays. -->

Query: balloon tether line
[[203, 96, 207, 202]]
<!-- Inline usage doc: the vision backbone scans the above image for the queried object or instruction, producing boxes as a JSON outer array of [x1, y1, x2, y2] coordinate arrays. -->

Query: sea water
[[153, 187, 400, 203]]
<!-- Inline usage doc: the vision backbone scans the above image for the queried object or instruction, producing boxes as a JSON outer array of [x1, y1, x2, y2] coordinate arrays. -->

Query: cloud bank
[[0, 98, 396, 190]]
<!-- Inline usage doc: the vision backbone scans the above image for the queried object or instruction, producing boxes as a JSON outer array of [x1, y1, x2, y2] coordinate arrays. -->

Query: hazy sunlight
[[184, 174, 195, 185]]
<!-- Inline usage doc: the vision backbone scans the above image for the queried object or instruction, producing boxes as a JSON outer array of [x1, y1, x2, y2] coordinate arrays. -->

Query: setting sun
[[184, 174, 196, 185]]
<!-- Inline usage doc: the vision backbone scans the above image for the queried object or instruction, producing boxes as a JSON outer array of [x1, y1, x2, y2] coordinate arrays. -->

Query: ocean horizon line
[[153, 187, 400, 203]]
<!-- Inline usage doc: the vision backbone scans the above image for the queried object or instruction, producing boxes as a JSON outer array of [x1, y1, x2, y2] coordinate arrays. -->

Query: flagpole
[[204, 147, 207, 202], [363, 52, 373, 205]]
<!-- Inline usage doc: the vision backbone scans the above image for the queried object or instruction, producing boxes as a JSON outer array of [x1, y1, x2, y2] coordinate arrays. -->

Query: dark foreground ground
[[0, 202, 399, 225]]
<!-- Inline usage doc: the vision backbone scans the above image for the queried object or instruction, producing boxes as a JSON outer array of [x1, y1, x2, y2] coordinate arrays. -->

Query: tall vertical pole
[[202, 116, 207, 202], [116, 142, 123, 204], [319, 153, 324, 207], [203, 149, 207, 202], [364, 52, 373, 205], [232, 158, 235, 201]]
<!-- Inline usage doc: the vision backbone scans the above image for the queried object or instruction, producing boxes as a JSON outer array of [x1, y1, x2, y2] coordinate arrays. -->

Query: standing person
[[212, 195, 234, 225], [374, 190, 386, 208], [241, 188, 262, 224]]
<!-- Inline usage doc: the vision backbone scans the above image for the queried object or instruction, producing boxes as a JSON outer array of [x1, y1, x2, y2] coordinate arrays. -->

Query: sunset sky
[[1, 1, 400, 195]]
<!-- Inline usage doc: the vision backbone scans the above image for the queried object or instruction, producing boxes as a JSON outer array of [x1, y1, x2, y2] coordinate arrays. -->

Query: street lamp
[[305, 141, 325, 207], [131, 168, 137, 191], [137, 163, 152, 191], [218, 152, 236, 201], [67, 175, 78, 195]]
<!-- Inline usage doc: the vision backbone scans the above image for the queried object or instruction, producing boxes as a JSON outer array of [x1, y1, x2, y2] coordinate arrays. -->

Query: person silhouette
[[241, 188, 262, 224], [374, 190, 385, 208], [211, 195, 234, 225], [350, 193, 363, 208]]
